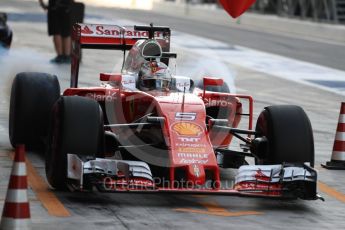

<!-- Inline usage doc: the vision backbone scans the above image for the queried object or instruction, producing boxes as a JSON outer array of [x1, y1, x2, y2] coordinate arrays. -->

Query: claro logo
[[204, 98, 232, 107], [85, 92, 117, 102]]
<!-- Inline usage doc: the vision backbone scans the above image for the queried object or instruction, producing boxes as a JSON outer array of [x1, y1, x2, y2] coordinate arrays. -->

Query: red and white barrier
[[0, 145, 31, 230], [322, 103, 345, 169]]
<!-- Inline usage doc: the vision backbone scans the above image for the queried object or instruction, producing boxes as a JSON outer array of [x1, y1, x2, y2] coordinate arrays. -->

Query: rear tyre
[[45, 96, 104, 190], [9, 72, 60, 150], [254, 105, 314, 166]]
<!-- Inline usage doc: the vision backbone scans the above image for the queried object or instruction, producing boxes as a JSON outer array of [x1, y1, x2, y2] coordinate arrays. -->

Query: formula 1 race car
[[9, 23, 321, 200]]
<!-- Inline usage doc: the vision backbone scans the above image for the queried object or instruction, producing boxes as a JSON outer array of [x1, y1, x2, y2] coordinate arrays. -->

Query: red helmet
[[138, 61, 172, 91]]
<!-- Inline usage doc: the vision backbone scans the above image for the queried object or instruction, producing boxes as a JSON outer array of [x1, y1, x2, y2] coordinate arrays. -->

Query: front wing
[[67, 154, 321, 200]]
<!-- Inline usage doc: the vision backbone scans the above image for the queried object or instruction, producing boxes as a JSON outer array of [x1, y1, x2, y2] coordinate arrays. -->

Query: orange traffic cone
[[0, 145, 31, 230], [322, 103, 345, 169]]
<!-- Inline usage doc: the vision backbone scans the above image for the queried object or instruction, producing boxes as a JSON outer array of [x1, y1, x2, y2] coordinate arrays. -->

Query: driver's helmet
[[138, 61, 172, 91]]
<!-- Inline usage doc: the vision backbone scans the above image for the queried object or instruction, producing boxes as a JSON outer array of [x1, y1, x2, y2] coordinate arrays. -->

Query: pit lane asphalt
[[1, 0, 345, 229]]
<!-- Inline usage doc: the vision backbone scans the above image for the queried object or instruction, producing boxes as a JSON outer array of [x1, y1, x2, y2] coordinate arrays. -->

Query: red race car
[[9, 23, 321, 200]]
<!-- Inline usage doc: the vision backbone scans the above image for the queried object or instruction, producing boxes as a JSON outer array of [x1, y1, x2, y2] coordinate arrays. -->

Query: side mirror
[[100, 73, 122, 83], [203, 77, 224, 87], [203, 77, 224, 97], [100, 73, 136, 90]]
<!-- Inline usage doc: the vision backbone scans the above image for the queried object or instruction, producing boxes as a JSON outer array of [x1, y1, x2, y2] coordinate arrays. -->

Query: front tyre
[[45, 96, 104, 190], [9, 72, 60, 149], [254, 105, 314, 167]]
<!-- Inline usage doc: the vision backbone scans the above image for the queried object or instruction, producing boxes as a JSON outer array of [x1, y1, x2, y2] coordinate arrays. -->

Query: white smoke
[[171, 31, 237, 93]]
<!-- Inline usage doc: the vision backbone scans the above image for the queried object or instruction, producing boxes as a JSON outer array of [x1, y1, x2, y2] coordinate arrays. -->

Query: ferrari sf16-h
[[9, 23, 321, 200]]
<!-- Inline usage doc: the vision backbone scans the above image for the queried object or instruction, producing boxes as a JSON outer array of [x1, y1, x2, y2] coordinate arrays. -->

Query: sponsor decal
[[147, 61, 165, 74], [175, 142, 206, 148], [234, 181, 282, 191], [254, 169, 270, 182], [81, 26, 93, 34], [122, 79, 136, 86], [86, 92, 117, 102], [193, 164, 200, 177], [175, 112, 196, 121], [172, 122, 203, 137], [204, 98, 232, 107], [179, 159, 208, 164], [177, 153, 208, 159], [177, 137, 200, 142], [95, 26, 122, 36], [176, 82, 191, 89], [175, 77, 191, 92], [177, 147, 206, 153], [81, 25, 163, 38]]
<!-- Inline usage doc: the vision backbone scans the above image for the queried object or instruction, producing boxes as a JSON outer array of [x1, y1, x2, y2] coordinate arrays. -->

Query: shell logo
[[172, 122, 203, 137]]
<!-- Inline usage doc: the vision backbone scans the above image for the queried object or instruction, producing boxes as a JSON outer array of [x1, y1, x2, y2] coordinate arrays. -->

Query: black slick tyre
[[9, 72, 60, 149], [255, 105, 314, 167], [45, 96, 104, 190]]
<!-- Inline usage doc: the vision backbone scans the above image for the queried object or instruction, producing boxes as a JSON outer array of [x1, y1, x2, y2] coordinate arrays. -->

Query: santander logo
[[79, 24, 164, 39], [81, 26, 93, 34], [254, 169, 270, 182]]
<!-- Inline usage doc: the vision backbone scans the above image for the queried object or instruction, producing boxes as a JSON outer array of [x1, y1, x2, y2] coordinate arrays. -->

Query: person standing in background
[[39, 0, 73, 64], [0, 13, 13, 49]]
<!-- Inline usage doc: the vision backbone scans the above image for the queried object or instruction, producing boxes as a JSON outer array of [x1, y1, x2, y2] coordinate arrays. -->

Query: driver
[[138, 60, 172, 91]]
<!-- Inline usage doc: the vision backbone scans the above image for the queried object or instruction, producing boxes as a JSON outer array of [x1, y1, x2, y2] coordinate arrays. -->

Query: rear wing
[[71, 23, 171, 87]]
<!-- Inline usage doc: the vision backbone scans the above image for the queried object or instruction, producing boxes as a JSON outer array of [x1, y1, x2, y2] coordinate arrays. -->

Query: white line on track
[[173, 32, 345, 96]]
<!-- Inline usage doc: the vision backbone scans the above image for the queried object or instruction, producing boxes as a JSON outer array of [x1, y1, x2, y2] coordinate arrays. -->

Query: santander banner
[[80, 24, 165, 39], [218, 0, 256, 18]]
